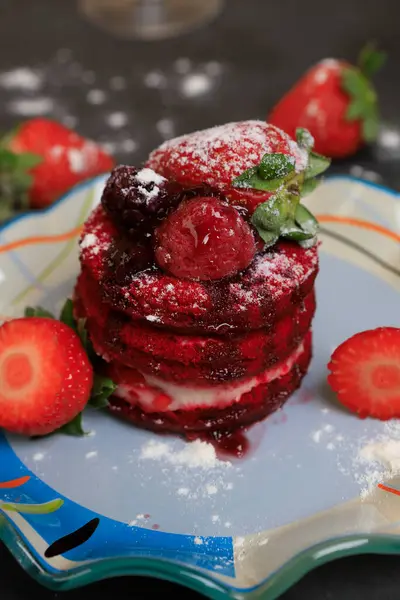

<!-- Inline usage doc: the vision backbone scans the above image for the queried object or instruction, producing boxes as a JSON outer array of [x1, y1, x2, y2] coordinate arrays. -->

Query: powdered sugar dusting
[[135, 168, 165, 186], [147, 120, 307, 188], [7, 97, 54, 116], [140, 439, 231, 469], [0, 67, 43, 90]]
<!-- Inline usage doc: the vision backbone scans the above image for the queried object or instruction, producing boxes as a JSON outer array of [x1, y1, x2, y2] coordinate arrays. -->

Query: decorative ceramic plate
[[1, 175, 400, 600]]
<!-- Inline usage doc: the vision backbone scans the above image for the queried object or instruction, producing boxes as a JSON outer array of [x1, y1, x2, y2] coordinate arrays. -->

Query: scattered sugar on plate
[[139, 438, 231, 469], [7, 97, 54, 116], [85, 451, 98, 459], [144, 70, 166, 89], [109, 75, 126, 91], [180, 72, 213, 97], [204, 61, 223, 77], [87, 89, 106, 105], [106, 111, 128, 129], [174, 57, 192, 74], [0, 67, 43, 90], [205, 484, 218, 495], [33, 452, 45, 462], [378, 125, 400, 150], [156, 118, 175, 139]]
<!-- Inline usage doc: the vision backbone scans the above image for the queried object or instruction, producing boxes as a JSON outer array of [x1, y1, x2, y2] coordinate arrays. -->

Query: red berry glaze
[[154, 196, 257, 281], [79, 206, 319, 334], [74, 275, 315, 383], [107, 331, 312, 434], [0, 318, 93, 436], [327, 327, 400, 420], [146, 120, 307, 213]]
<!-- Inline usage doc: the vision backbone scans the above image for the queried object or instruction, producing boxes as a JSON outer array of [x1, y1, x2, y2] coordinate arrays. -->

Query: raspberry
[[154, 197, 257, 281], [101, 166, 182, 236]]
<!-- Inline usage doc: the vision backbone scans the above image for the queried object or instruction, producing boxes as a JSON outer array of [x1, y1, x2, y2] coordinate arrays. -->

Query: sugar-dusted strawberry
[[154, 196, 257, 280], [0, 317, 93, 436], [268, 45, 387, 158], [1, 118, 114, 213], [327, 327, 400, 420], [146, 120, 309, 213]]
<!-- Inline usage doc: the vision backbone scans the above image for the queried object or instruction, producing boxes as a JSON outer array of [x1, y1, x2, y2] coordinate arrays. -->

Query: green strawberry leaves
[[251, 185, 317, 249], [24, 306, 55, 319], [90, 374, 117, 409], [0, 147, 42, 220], [358, 43, 387, 79], [57, 412, 87, 436], [24, 298, 117, 437], [342, 43, 386, 143], [233, 127, 329, 249]]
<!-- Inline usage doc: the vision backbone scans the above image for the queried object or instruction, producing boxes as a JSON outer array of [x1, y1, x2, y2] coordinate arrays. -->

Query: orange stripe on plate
[[0, 225, 83, 254], [0, 475, 30, 489], [377, 483, 400, 496], [317, 215, 400, 243]]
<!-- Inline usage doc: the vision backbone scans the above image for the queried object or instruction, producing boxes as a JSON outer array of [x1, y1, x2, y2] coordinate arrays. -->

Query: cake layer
[[79, 205, 319, 334], [107, 331, 312, 433], [74, 271, 316, 382]]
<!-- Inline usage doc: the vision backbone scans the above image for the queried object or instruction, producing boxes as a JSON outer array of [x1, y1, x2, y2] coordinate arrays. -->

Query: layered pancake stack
[[74, 121, 326, 436]]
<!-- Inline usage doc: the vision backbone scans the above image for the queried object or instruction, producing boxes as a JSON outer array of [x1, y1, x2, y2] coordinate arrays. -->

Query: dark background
[[1, 0, 400, 598]]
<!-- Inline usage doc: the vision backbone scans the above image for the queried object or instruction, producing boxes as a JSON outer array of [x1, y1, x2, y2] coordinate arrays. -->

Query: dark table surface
[[1, 0, 400, 598]]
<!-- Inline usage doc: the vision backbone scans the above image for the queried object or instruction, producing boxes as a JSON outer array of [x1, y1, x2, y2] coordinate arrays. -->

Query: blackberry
[[101, 165, 183, 236]]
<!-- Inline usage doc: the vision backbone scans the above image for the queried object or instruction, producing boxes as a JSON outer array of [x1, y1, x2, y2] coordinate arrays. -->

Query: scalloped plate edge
[[1, 174, 400, 599]]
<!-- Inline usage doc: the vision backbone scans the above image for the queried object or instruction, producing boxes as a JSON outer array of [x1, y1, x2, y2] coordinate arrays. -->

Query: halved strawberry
[[0, 317, 93, 436], [327, 327, 400, 420]]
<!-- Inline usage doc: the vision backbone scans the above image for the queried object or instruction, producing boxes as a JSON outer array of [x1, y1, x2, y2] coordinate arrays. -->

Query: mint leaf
[[231, 166, 259, 188], [258, 153, 295, 180], [295, 204, 319, 237], [252, 195, 286, 233], [281, 223, 315, 242], [256, 230, 279, 247], [305, 152, 331, 180], [57, 413, 86, 437], [90, 374, 116, 409], [24, 306, 55, 319], [232, 169, 285, 192], [358, 43, 387, 79], [59, 298, 76, 330], [296, 128, 315, 151]]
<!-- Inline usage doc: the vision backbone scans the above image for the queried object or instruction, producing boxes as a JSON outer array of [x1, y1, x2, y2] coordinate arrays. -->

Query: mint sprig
[[24, 298, 117, 437], [232, 153, 296, 192], [232, 127, 329, 249]]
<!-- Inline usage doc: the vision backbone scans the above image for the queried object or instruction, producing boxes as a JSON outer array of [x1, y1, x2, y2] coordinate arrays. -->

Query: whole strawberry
[[268, 44, 386, 158], [146, 120, 307, 214], [0, 118, 114, 216]]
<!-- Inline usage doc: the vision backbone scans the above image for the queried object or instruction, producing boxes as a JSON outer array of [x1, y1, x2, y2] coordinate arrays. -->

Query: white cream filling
[[114, 340, 305, 413]]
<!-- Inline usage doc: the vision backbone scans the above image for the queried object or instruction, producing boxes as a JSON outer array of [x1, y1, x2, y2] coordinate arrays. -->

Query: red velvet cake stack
[[74, 121, 327, 437]]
